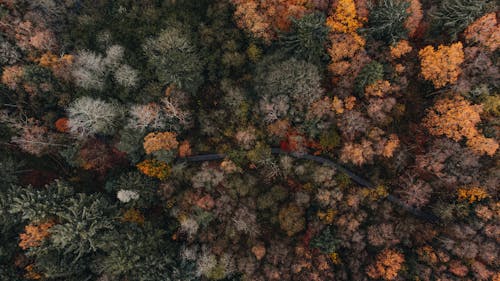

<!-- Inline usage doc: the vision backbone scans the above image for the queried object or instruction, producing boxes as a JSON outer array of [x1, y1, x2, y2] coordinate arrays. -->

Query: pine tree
[[143, 26, 204, 94], [363, 0, 410, 43], [278, 12, 329, 64]]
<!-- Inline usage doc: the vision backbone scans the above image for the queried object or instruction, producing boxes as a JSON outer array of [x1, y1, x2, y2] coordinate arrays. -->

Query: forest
[[0, 0, 498, 280]]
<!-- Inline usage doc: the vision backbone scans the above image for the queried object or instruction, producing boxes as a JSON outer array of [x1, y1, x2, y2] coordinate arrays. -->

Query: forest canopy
[[0, 0, 499, 280]]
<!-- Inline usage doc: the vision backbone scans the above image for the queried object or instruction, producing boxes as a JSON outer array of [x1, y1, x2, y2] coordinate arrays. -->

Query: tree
[[67, 96, 123, 138], [340, 139, 374, 166], [423, 95, 480, 141], [72, 45, 138, 91], [95, 226, 184, 281], [136, 159, 171, 181], [416, 139, 481, 186], [354, 61, 384, 95], [397, 174, 432, 209], [422, 95, 498, 156], [366, 249, 405, 280], [464, 12, 499, 52], [404, 0, 423, 38], [255, 57, 323, 117], [310, 226, 340, 254], [418, 42, 464, 88], [54, 117, 69, 133], [0, 36, 20, 65], [1, 65, 23, 90], [79, 138, 126, 175], [28, 30, 57, 51], [278, 12, 329, 64], [363, 0, 410, 43], [48, 194, 116, 261], [71, 50, 107, 90], [230, 0, 309, 42], [389, 40, 412, 59], [0, 111, 63, 156], [143, 132, 179, 154], [326, 0, 364, 36], [11, 123, 55, 156], [431, 0, 495, 40], [143, 27, 204, 94], [278, 203, 305, 236], [113, 64, 138, 88], [106, 171, 158, 207], [457, 186, 489, 203], [326, 0, 369, 93]]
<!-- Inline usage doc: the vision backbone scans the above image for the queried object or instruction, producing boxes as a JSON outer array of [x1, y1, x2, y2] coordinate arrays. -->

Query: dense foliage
[[0, 0, 498, 280]]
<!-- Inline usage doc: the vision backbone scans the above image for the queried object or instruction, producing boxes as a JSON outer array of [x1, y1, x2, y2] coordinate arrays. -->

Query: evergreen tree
[[431, 0, 495, 40], [143, 26, 204, 94], [279, 12, 329, 64], [363, 0, 410, 43]]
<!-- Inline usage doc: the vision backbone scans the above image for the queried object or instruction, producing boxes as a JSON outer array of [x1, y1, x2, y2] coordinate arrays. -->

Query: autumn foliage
[[231, 0, 309, 42], [326, 0, 364, 36], [121, 208, 145, 225], [36, 52, 74, 81], [464, 13, 499, 52], [19, 221, 55, 250], [136, 159, 171, 180], [326, 0, 369, 92], [418, 42, 464, 88], [143, 132, 179, 154], [366, 248, 405, 280], [178, 140, 192, 157], [54, 117, 69, 133], [404, 0, 423, 37], [423, 95, 498, 156], [1, 65, 24, 90], [390, 40, 412, 59], [457, 186, 489, 203]]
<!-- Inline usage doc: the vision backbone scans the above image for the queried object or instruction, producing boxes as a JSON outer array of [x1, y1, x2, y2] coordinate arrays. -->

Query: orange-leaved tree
[[143, 132, 179, 154], [326, 0, 369, 91], [326, 0, 364, 36], [136, 159, 171, 181], [390, 40, 412, 59], [418, 42, 464, 88], [366, 248, 405, 280], [404, 0, 423, 38], [422, 95, 498, 156], [19, 221, 55, 250], [464, 12, 499, 52], [231, 0, 309, 42]]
